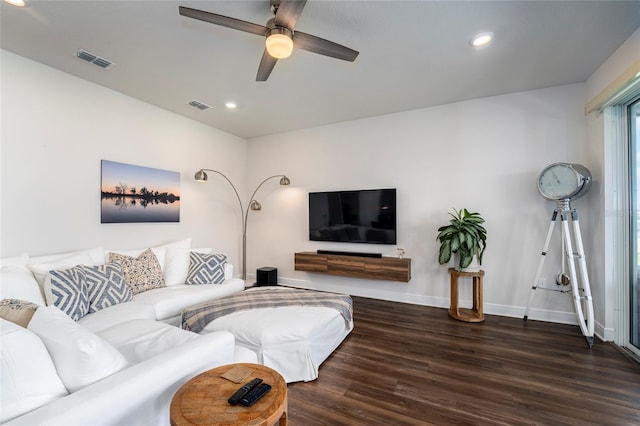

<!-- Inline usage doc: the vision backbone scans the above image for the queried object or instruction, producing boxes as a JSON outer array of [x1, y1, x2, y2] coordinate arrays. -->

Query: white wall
[[585, 27, 640, 341], [1, 47, 615, 332], [247, 83, 589, 325], [0, 50, 247, 268]]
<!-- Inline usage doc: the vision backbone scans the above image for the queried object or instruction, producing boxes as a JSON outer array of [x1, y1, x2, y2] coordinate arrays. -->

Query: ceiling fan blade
[[179, 6, 267, 37], [274, 0, 307, 29], [256, 49, 278, 81], [293, 31, 359, 62]]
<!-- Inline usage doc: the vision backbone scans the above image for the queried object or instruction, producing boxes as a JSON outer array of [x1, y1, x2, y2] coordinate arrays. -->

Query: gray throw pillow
[[186, 252, 227, 285], [47, 266, 89, 321], [82, 263, 133, 313]]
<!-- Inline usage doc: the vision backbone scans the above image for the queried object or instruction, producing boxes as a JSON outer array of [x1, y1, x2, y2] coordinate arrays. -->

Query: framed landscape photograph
[[101, 160, 180, 223]]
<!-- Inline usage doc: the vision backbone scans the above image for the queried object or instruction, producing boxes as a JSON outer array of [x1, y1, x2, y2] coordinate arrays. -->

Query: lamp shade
[[250, 200, 262, 211], [279, 176, 290, 186], [194, 170, 208, 182], [266, 28, 294, 59]]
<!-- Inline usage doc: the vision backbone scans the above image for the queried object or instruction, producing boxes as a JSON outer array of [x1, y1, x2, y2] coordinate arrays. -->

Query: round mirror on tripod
[[537, 163, 592, 201], [527, 162, 595, 347]]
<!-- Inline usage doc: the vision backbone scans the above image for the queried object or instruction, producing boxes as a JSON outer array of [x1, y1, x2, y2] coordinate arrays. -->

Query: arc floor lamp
[[194, 169, 290, 281]]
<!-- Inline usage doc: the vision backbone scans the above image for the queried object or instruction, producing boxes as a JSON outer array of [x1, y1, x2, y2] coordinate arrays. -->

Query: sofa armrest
[[4, 331, 236, 426]]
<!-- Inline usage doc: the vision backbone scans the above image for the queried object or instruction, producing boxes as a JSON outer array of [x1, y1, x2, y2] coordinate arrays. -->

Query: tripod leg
[[562, 210, 594, 347], [525, 209, 558, 321], [571, 210, 595, 347]]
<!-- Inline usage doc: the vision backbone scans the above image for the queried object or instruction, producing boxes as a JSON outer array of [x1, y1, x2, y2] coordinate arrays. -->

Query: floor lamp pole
[[195, 169, 290, 282]]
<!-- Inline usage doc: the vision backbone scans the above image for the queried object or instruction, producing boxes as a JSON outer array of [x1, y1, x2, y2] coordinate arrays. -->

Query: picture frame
[[100, 160, 180, 223]]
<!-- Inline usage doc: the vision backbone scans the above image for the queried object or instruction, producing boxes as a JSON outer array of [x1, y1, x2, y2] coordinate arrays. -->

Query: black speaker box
[[256, 267, 278, 286]]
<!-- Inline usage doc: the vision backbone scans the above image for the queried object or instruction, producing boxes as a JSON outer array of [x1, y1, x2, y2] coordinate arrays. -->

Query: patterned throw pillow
[[82, 263, 133, 313], [186, 252, 227, 285], [109, 248, 165, 295], [0, 299, 39, 328], [47, 266, 89, 321]]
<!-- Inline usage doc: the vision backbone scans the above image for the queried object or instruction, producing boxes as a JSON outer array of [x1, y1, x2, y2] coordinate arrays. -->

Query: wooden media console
[[294, 252, 411, 282]]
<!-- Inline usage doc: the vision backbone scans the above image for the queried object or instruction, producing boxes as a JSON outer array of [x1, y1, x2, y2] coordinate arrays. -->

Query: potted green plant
[[436, 208, 487, 271]]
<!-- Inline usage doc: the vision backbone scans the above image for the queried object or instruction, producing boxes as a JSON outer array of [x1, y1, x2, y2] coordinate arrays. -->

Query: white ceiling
[[2, 1, 639, 139]]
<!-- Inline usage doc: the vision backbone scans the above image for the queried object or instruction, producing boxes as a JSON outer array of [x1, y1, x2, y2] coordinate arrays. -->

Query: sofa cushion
[[133, 278, 245, 322], [28, 306, 128, 392], [234, 345, 259, 364], [109, 248, 165, 295], [0, 298, 39, 327], [96, 319, 200, 364], [82, 263, 132, 313], [0, 264, 46, 306], [164, 247, 212, 286], [44, 265, 89, 321], [78, 301, 156, 334], [0, 319, 69, 423], [186, 252, 227, 285]]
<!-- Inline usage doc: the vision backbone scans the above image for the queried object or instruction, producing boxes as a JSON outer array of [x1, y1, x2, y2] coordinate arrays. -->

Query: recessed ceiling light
[[3, 0, 26, 7], [471, 32, 493, 48], [225, 102, 237, 109]]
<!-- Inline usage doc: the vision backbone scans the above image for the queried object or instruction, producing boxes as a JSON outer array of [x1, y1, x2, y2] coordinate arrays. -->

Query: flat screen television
[[309, 188, 396, 244]]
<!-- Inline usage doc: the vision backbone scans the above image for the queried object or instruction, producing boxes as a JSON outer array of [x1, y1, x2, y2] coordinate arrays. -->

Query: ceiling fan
[[178, 0, 359, 81]]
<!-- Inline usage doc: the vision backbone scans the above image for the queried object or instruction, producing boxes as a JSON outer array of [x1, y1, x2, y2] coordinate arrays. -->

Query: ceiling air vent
[[188, 100, 212, 111], [74, 49, 114, 69]]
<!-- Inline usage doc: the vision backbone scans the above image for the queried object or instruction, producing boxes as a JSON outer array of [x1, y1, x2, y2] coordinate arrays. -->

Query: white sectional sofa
[[0, 239, 253, 425]]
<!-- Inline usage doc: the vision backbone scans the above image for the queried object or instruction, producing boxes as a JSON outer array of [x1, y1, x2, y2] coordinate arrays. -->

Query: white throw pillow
[[224, 263, 233, 280], [27, 252, 96, 289], [0, 264, 46, 306], [27, 306, 128, 392], [0, 253, 29, 268], [104, 238, 192, 270], [164, 247, 212, 286], [28, 247, 105, 267], [0, 319, 69, 423]]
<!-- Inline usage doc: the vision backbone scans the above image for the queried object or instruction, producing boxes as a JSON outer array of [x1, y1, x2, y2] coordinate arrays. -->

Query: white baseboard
[[278, 276, 614, 342]]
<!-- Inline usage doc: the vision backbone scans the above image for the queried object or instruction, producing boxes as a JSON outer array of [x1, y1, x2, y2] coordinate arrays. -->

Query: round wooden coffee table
[[170, 363, 287, 426]]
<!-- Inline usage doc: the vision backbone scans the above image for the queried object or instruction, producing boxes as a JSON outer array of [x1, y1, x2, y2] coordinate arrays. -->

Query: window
[[629, 97, 640, 354]]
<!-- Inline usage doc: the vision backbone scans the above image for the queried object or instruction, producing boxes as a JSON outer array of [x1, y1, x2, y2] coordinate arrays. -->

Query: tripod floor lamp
[[194, 169, 291, 281]]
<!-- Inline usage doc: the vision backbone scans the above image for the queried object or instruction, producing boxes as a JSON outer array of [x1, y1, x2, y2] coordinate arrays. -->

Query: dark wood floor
[[287, 296, 640, 425]]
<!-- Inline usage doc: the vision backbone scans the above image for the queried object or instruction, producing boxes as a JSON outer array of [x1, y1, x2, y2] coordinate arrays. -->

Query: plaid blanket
[[181, 287, 353, 334]]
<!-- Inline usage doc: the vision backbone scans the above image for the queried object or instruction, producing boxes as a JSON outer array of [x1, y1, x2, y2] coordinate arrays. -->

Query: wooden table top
[[170, 363, 287, 426]]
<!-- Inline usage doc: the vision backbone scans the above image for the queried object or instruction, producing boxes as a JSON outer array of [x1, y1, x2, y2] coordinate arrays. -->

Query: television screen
[[309, 188, 396, 244]]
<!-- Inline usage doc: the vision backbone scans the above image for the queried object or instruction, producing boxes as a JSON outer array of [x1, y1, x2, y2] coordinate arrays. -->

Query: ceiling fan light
[[266, 28, 294, 59], [4, 0, 26, 6], [471, 32, 493, 48]]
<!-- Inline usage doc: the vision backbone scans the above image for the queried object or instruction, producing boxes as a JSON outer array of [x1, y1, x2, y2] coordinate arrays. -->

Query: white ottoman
[[186, 287, 354, 383]]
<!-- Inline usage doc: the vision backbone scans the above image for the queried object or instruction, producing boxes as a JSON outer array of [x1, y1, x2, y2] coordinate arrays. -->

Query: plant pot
[[454, 253, 481, 272]]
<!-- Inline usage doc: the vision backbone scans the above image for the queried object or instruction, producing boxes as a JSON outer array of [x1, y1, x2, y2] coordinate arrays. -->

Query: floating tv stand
[[294, 251, 411, 282]]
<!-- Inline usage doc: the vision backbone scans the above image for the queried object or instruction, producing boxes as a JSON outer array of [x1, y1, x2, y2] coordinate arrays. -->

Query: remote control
[[239, 383, 272, 407], [227, 378, 263, 405]]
